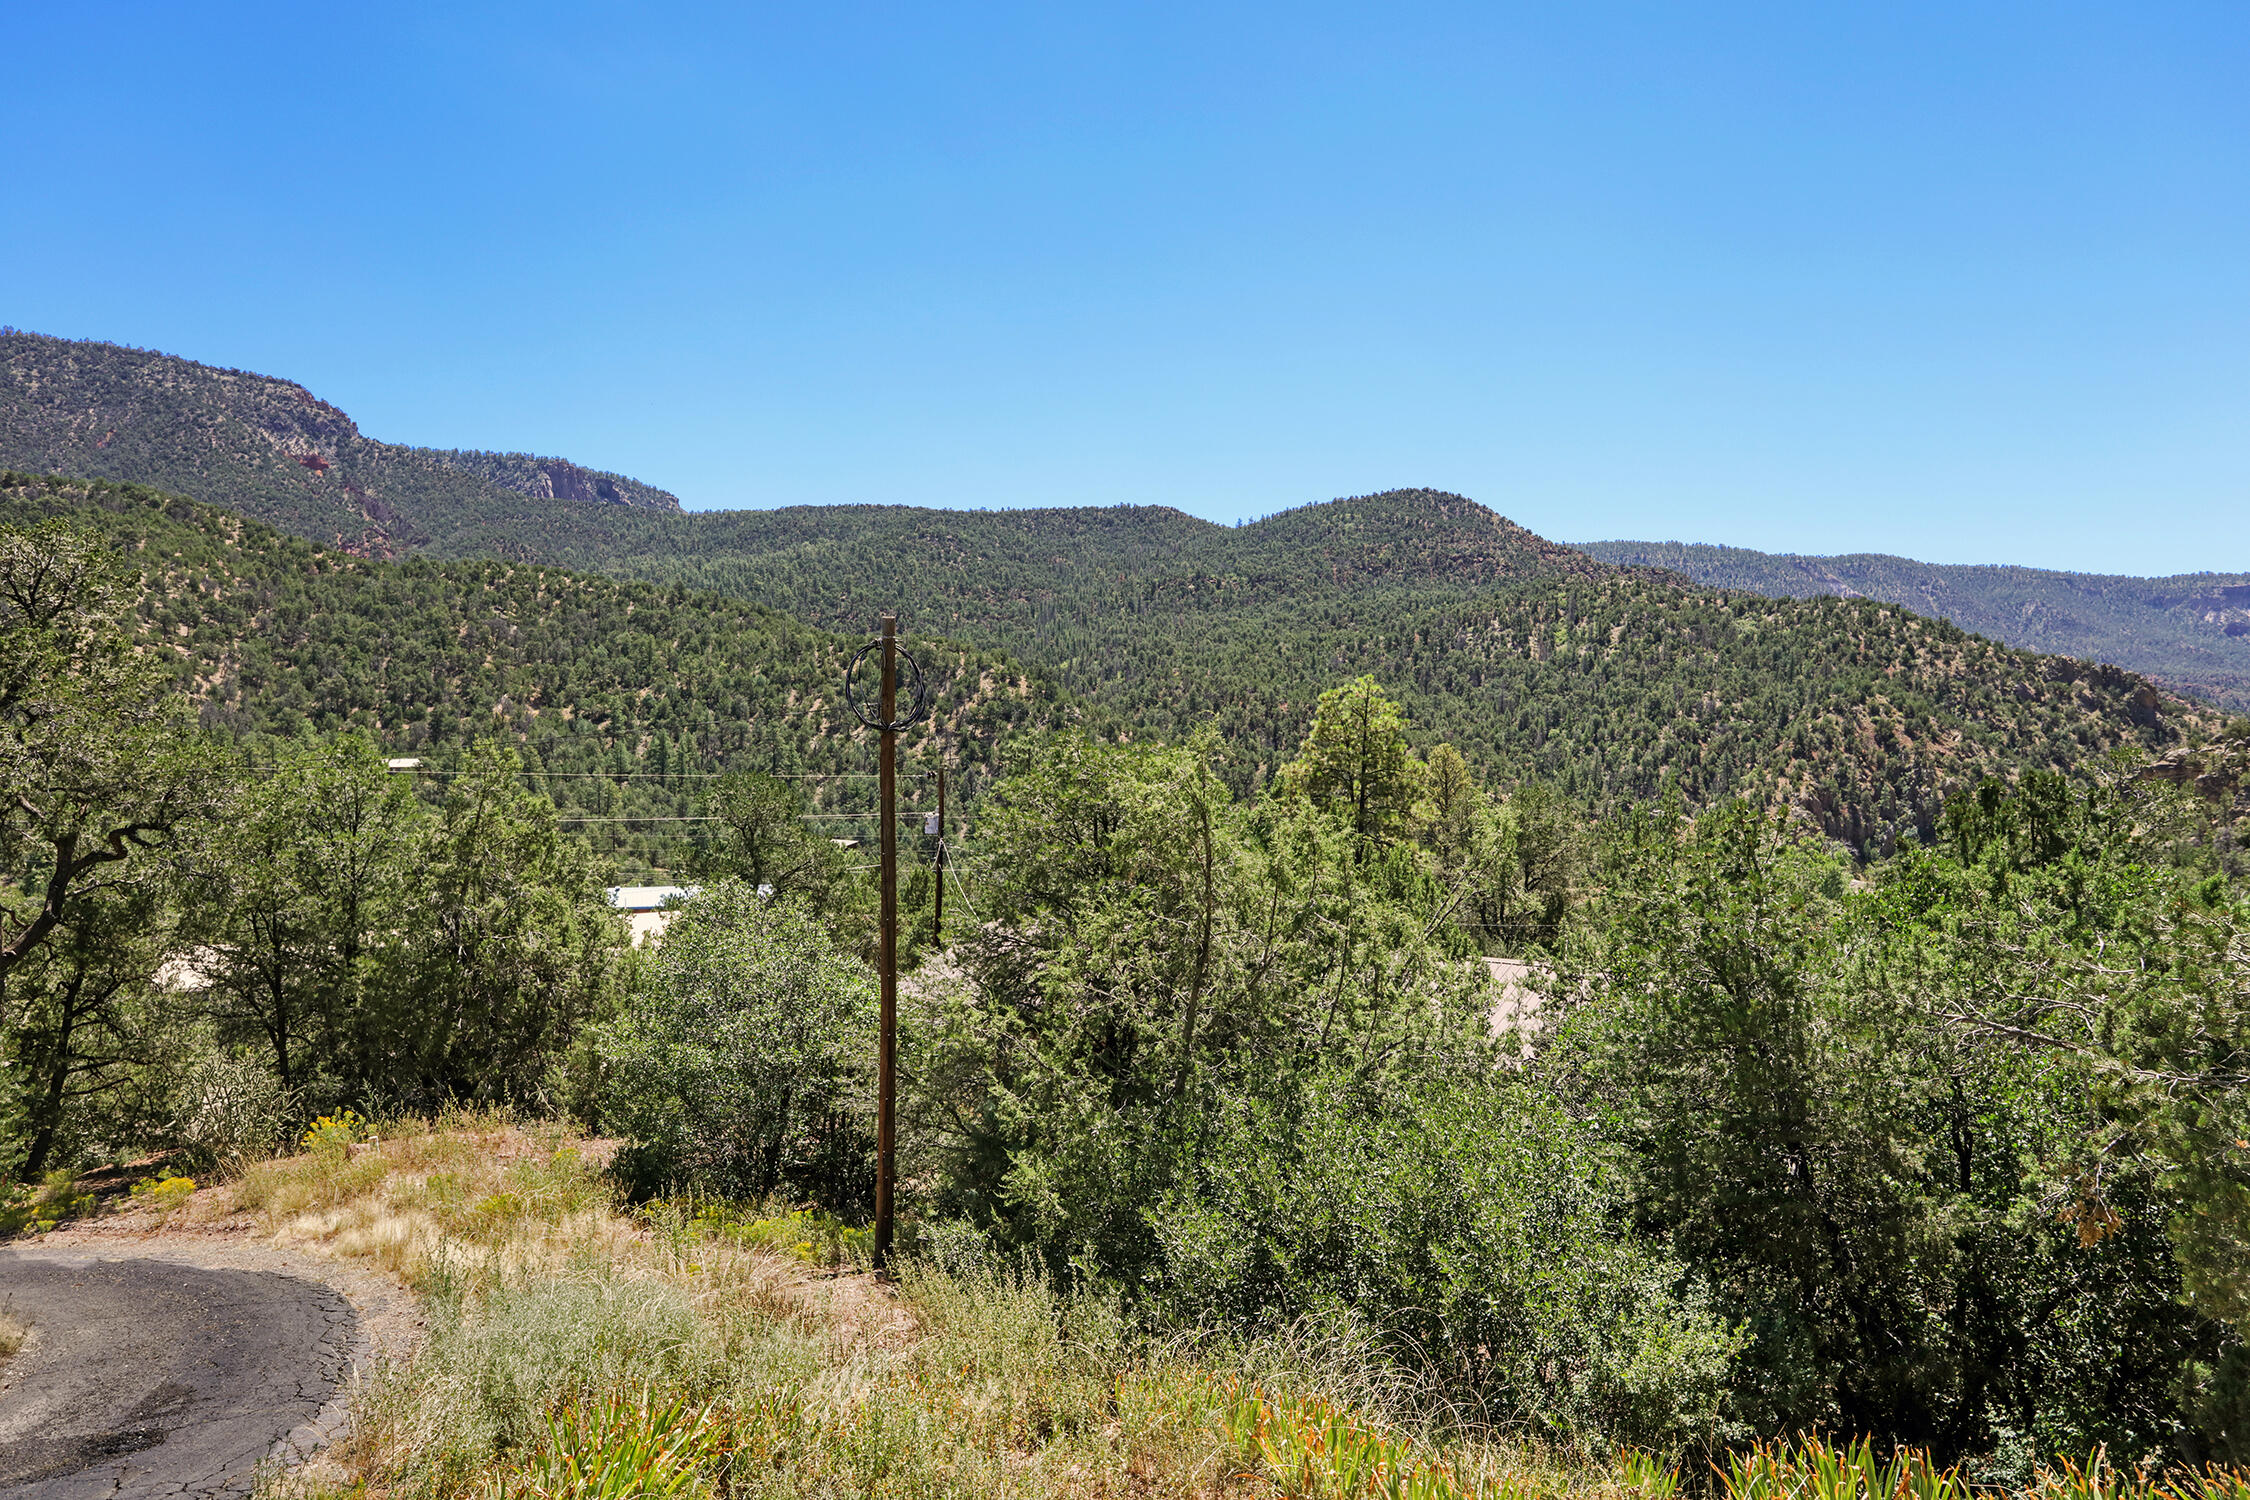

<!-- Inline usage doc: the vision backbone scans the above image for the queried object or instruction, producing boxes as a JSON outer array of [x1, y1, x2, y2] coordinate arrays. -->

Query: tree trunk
[[20, 973, 87, 1180], [761, 1085, 794, 1198]]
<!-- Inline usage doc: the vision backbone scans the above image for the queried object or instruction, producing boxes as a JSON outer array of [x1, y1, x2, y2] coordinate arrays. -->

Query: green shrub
[[360, 1259, 712, 1492], [586, 883, 875, 1209], [1150, 1070, 1743, 1452], [0, 1170, 98, 1235]]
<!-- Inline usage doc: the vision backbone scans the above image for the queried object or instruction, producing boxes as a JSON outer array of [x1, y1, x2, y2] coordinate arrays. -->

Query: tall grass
[[1721, 1438, 2250, 1500], [234, 1119, 2250, 1500]]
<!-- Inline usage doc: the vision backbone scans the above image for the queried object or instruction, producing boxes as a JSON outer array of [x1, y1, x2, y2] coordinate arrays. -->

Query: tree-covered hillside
[[13, 474, 2250, 1472], [12, 328, 2245, 743], [7, 473, 2222, 856], [1577, 538, 2250, 713], [0, 330, 679, 559], [412, 484, 2227, 848], [0, 474, 1051, 878]]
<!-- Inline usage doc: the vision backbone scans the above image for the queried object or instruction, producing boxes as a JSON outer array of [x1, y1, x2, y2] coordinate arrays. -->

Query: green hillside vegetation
[[11, 328, 2244, 732], [414, 487, 2227, 850], [1577, 538, 2250, 714], [0, 329, 678, 559], [3, 471, 2224, 858], [0, 474, 1052, 879], [9, 448, 2250, 1480]]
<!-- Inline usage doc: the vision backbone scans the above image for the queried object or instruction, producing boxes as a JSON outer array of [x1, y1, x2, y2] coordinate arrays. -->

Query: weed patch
[[0, 1170, 98, 1235]]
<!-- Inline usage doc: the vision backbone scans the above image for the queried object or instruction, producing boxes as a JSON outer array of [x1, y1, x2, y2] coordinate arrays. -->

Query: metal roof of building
[[604, 885, 697, 911]]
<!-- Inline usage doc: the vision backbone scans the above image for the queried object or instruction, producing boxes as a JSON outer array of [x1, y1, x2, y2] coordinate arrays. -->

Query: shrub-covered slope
[[9, 472, 2222, 854], [1577, 538, 2250, 714], [455, 485, 2221, 847], [1336, 577, 2214, 850], [0, 474, 1051, 875]]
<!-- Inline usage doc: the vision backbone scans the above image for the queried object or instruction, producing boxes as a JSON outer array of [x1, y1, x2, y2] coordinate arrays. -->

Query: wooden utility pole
[[874, 614, 899, 1272], [932, 766, 946, 945]]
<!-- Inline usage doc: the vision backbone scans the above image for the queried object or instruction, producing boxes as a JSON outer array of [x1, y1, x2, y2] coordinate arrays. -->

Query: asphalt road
[[0, 1249, 358, 1499]]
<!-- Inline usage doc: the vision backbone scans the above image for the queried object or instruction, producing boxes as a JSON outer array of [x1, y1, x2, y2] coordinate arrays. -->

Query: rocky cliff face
[[425, 449, 681, 510], [0, 329, 682, 554]]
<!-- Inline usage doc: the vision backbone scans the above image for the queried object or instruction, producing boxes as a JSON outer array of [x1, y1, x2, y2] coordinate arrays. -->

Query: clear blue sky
[[5, 3, 2244, 574]]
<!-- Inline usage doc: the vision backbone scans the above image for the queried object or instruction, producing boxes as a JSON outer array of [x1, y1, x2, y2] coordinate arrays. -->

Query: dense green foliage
[[0, 520, 633, 1174], [1555, 796, 2231, 1458], [869, 702, 2250, 1460], [1578, 539, 2250, 714], [198, 736, 622, 1110], [584, 881, 876, 1207], [5, 469, 2217, 859], [8, 336, 2250, 1470], [0, 473, 1054, 879], [0, 516, 222, 982], [887, 721, 1740, 1447]]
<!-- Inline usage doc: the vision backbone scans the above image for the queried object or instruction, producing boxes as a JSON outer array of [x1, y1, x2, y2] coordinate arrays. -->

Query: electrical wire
[[408, 769, 930, 780], [555, 812, 937, 825]]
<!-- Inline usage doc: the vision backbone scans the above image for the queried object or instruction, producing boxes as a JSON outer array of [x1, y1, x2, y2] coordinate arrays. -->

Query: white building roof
[[605, 885, 697, 911]]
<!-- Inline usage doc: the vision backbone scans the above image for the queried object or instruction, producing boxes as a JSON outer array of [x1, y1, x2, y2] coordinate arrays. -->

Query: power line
[[556, 816, 723, 824], [418, 769, 917, 780], [555, 812, 926, 825]]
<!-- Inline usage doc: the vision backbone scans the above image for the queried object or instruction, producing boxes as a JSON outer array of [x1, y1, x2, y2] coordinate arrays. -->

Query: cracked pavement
[[0, 1249, 360, 1499]]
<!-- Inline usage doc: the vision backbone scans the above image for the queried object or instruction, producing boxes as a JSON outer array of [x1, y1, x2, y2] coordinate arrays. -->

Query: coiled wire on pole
[[844, 640, 929, 732]]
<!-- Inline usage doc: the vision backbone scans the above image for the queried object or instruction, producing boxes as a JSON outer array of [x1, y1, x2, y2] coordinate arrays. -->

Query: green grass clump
[[0, 1170, 97, 1235], [488, 1391, 720, 1499], [356, 1261, 713, 1494], [1721, 1439, 2250, 1500], [648, 1197, 873, 1271]]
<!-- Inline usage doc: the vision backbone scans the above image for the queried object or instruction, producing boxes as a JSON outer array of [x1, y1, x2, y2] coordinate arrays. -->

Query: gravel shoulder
[[0, 1210, 424, 1499]]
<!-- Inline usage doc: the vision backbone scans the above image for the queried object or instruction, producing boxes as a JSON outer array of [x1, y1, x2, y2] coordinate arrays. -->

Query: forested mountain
[[365, 482, 2230, 849], [0, 329, 679, 559], [12, 329, 2246, 736], [1577, 538, 2250, 713], [0, 474, 1049, 878], [7, 471, 2223, 857]]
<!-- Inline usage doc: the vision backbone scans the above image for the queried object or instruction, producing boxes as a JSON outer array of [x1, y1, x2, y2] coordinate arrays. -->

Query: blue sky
[[4, 2, 2244, 573]]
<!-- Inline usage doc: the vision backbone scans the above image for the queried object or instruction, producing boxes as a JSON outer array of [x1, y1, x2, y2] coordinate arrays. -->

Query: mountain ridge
[[1574, 538, 2250, 712], [6, 469, 2222, 856], [0, 328, 680, 559], [1, 331, 2236, 851]]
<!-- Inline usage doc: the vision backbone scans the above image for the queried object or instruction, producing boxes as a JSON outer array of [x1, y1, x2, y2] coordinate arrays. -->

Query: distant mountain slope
[[1335, 577, 2209, 851], [0, 329, 679, 558], [2, 326, 2228, 847], [0, 473, 1043, 880], [433, 485, 1613, 656], [466, 488, 2224, 848], [10, 470, 2219, 853], [1575, 539, 2250, 713]]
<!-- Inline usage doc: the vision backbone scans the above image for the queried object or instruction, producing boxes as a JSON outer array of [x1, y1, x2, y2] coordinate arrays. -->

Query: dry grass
[[238, 1113, 1617, 1500], [0, 1310, 27, 1364], [229, 1112, 629, 1290]]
